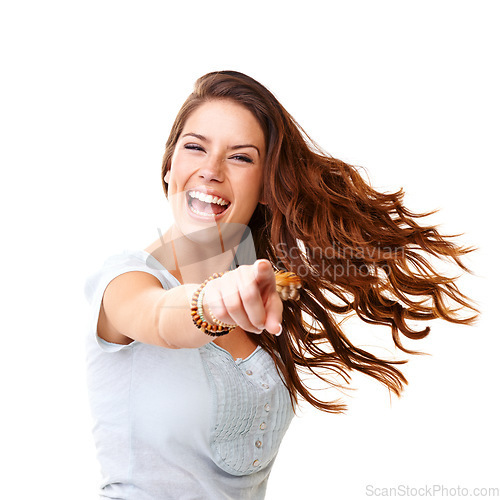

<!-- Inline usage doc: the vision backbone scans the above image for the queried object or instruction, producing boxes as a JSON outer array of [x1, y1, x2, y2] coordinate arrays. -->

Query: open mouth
[[187, 190, 231, 217]]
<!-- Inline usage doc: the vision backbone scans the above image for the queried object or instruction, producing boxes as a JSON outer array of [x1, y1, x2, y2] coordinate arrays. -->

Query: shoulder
[[84, 248, 180, 304]]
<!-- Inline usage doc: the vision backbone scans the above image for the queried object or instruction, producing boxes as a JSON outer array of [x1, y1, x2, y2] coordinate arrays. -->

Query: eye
[[184, 143, 205, 152], [231, 154, 254, 164]]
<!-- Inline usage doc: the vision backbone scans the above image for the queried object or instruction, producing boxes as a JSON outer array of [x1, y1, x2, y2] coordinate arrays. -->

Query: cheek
[[239, 173, 264, 211], [248, 171, 264, 198], [165, 160, 185, 187]]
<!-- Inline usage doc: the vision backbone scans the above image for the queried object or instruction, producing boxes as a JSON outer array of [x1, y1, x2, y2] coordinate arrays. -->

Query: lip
[[185, 187, 231, 222]]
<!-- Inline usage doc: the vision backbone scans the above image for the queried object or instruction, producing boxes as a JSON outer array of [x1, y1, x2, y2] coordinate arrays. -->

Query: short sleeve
[[84, 249, 180, 352]]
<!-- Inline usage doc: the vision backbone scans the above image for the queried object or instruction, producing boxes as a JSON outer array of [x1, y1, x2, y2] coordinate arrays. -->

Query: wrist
[[190, 273, 236, 337]]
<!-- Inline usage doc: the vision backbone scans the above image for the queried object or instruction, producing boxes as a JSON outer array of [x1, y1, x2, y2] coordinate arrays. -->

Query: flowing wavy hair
[[161, 70, 478, 413]]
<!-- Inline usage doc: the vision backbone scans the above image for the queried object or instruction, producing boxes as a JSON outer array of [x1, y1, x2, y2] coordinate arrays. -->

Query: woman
[[85, 70, 476, 498]]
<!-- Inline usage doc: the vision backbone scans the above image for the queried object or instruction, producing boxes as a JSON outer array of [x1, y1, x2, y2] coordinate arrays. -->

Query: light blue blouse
[[85, 250, 295, 499]]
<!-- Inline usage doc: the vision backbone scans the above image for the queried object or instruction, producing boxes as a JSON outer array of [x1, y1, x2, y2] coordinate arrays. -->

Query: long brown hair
[[161, 70, 478, 413]]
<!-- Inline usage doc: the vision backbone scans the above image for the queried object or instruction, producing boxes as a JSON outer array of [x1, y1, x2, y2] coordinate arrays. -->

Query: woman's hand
[[202, 260, 283, 336]]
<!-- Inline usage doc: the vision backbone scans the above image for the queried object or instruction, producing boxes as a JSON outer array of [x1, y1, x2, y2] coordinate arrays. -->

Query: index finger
[[253, 260, 282, 334]]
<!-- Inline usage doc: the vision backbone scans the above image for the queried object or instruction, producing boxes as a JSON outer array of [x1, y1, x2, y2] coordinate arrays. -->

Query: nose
[[198, 154, 224, 182]]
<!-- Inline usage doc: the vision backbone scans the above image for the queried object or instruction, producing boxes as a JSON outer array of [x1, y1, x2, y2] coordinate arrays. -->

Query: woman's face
[[165, 99, 266, 239]]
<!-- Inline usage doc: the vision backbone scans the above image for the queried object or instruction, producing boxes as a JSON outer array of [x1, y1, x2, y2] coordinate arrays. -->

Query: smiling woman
[[84, 70, 477, 499], [164, 99, 266, 233]]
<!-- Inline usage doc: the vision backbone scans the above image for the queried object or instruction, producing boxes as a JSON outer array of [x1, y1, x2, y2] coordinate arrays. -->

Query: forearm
[[100, 271, 213, 349], [102, 262, 282, 349], [155, 284, 214, 349]]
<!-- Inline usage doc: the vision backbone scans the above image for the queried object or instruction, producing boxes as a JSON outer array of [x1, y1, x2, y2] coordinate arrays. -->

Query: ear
[[164, 170, 171, 184], [259, 189, 267, 205]]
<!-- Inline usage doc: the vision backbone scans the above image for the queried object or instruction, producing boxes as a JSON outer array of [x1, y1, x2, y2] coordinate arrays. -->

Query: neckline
[[207, 342, 262, 364]]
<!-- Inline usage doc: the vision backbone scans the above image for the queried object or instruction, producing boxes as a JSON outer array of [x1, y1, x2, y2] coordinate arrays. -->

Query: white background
[[1, 1, 498, 498]]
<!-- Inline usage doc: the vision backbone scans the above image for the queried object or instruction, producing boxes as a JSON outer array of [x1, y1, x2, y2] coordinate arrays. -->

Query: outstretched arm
[[97, 260, 283, 349]]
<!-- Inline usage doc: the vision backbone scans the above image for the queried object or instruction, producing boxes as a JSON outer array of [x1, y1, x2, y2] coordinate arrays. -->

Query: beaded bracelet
[[207, 305, 237, 329], [190, 272, 236, 337], [190, 269, 302, 337]]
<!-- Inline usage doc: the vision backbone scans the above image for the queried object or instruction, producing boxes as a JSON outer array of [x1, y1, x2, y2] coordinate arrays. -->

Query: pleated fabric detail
[[200, 343, 295, 476]]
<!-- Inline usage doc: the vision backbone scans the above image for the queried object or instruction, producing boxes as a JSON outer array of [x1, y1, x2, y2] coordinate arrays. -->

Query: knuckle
[[240, 286, 259, 302], [224, 296, 241, 314]]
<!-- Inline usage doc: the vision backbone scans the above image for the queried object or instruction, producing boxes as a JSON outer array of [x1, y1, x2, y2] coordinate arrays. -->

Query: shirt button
[[261, 383, 269, 389], [253, 459, 260, 467], [260, 422, 267, 430], [264, 403, 270, 412], [255, 440, 262, 448], [246, 369, 253, 376]]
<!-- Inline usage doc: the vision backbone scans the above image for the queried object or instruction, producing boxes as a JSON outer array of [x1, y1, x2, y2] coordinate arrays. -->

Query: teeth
[[188, 190, 229, 206]]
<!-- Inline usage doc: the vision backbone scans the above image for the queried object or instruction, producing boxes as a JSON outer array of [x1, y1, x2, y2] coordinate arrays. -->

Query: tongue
[[191, 198, 226, 215]]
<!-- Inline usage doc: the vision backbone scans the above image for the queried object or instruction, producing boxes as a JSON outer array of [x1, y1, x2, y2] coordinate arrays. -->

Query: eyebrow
[[181, 132, 261, 157]]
